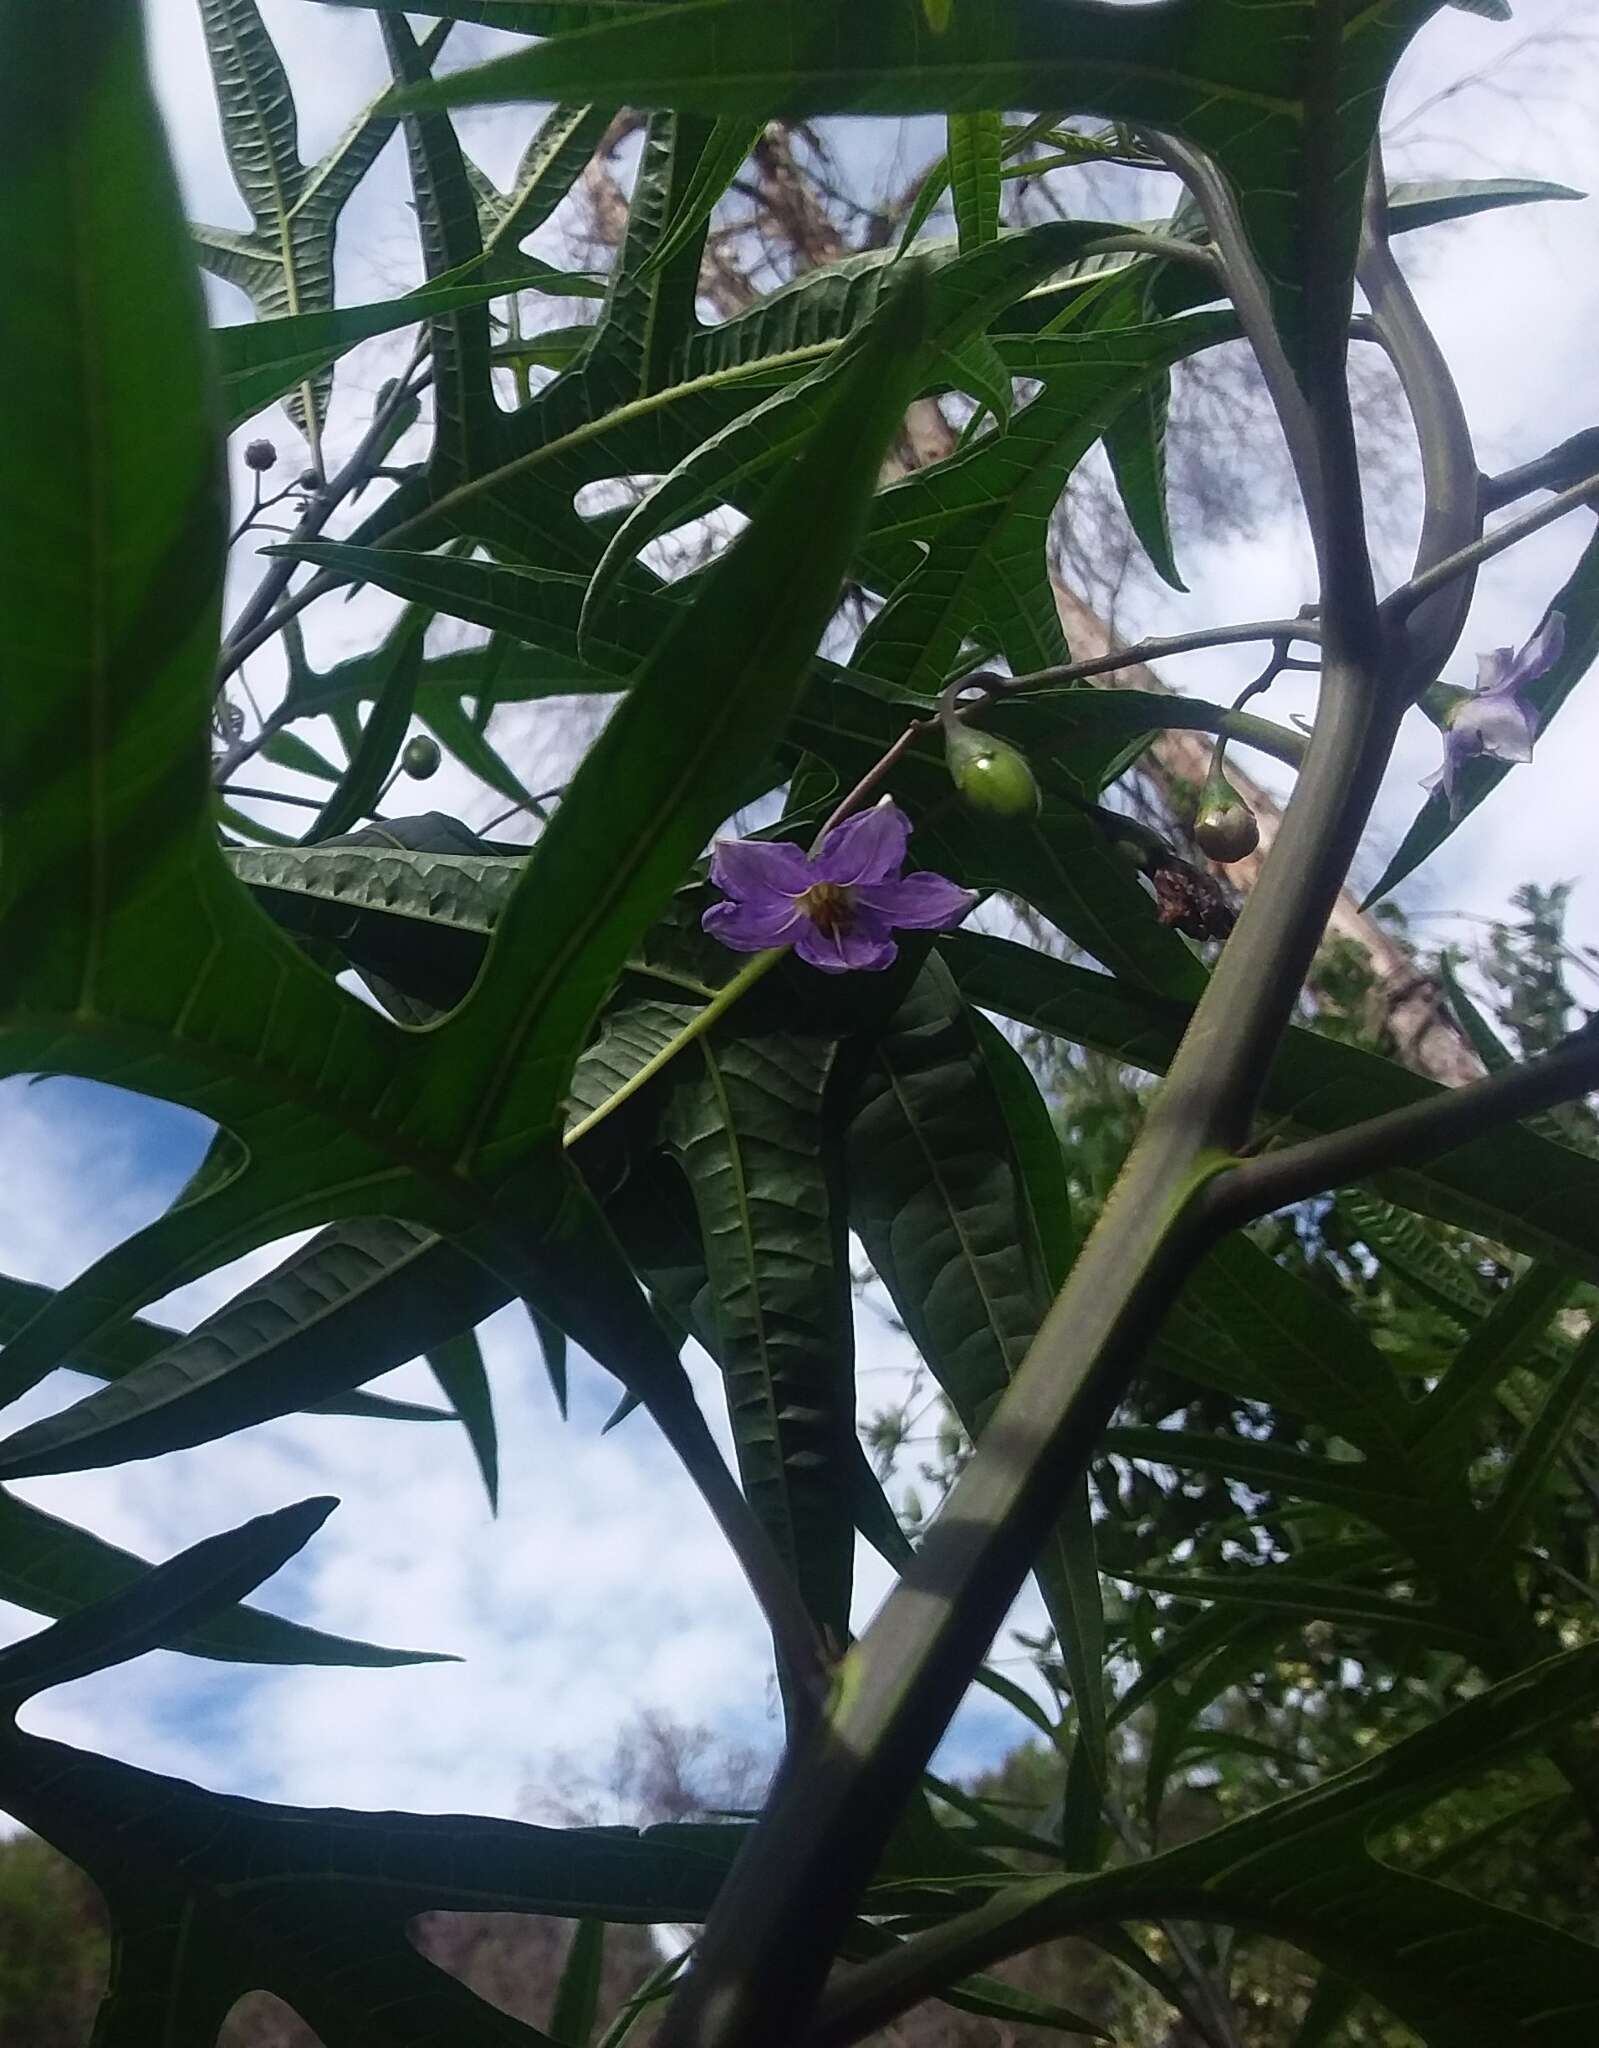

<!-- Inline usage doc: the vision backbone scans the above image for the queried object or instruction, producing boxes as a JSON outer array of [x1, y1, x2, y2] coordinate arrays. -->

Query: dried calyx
[[1102, 809, 1236, 943]]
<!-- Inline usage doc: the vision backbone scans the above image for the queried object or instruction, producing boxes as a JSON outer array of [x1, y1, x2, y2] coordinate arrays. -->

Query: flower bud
[[1192, 754, 1259, 864], [243, 438, 277, 473], [402, 734, 442, 780], [943, 722, 1040, 820]]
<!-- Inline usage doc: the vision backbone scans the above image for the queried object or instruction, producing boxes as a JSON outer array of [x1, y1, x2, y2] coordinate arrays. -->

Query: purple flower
[[703, 801, 977, 973], [1423, 611, 1565, 819]]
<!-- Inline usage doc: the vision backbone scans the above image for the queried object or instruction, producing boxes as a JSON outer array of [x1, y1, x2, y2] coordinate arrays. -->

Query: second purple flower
[[1423, 611, 1565, 819]]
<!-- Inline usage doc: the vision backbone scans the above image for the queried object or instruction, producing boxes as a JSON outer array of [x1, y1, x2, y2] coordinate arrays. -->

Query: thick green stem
[[661, 110, 1397, 2048], [1206, 1024, 1599, 1228], [562, 947, 784, 1149], [657, 634, 1396, 2048]]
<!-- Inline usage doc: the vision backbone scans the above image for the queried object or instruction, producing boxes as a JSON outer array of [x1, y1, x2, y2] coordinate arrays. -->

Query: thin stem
[[219, 784, 331, 812], [562, 949, 786, 1150], [216, 335, 430, 695], [228, 474, 264, 547], [1523, 1547, 1599, 1614], [1383, 469, 1599, 625], [1203, 1025, 1599, 1230], [1102, 1801, 1247, 2048], [997, 616, 1322, 693], [1230, 642, 1292, 714], [234, 665, 267, 734], [814, 720, 931, 839], [482, 785, 570, 833], [1079, 231, 1222, 277]]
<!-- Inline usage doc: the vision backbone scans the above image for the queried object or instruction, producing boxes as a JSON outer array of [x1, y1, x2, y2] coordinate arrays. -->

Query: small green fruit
[[943, 723, 1040, 820], [1193, 794, 1260, 864], [402, 734, 442, 780]]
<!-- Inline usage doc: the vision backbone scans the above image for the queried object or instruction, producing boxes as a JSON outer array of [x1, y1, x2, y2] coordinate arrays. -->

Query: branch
[[215, 335, 430, 708], [1077, 230, 1222, 277], [1481, 426, 1599, 515], [998, 615, 1322, 692], [1204, 1026, 1599, 1228], [1358, 148, 1479, 697], [1383, 467, 1599, 624], [1151, 133, 1327, 547]]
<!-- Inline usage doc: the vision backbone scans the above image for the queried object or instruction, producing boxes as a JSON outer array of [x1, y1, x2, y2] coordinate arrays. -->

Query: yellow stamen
[[796, 881, 855, 934]]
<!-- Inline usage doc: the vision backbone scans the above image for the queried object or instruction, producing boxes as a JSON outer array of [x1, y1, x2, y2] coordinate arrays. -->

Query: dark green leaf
[[306, 612, 426, 842], [0, 1222, 508, 1481], [1478, 1323, 1599, 1559], [946, 111, 1002, 254], [393, 0, 1431, 386], [550, 1919, 605, 2046], [381, 12, 502, 487], [215, 255, 597, 428], [849, 958, 1106, 1756], [531, 1304, 571, 1418], [0, 1497, 337, 1705], [397, 267, 936, 1171], [814, 1648, 1599, 2048], [666, 1027, 858, 1642], [0, 1485, 449, 1670], [1103, 368, 1185, 591], [642, 115, 761, 276], [427, 1328, 500, 1512], [195, 1, 439, 453]]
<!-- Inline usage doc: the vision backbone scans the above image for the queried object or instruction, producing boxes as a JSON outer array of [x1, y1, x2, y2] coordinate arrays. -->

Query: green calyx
[[1420, 679, 1472, 731], [943, 720, 1041, 820]]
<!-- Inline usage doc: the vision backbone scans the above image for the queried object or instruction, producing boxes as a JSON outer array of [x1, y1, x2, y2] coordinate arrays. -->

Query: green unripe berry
[[943, 722, 1040, 820], [1193, 748, 1260, 864], [1193, 795, 1260, 864], [402, 734, 442, 780]]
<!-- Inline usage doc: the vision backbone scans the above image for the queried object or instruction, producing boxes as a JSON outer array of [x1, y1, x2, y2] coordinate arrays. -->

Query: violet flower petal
[[709, 836, 814, 901], [1503, 609, 1565, 693], [856, 871, 978, 931], [812, 803, 912, 887], [702, 891, 804, 952], [1455, 692, 1535, 766], [792, 906, 898, 974]]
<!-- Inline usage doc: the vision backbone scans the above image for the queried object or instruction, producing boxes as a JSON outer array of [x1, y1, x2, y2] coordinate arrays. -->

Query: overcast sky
[[2, 0, 1596, 1835]]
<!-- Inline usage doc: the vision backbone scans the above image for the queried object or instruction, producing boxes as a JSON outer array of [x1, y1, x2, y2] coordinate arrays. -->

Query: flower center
[[796, 881, 855, 934]]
